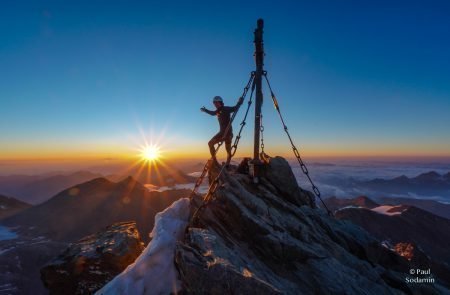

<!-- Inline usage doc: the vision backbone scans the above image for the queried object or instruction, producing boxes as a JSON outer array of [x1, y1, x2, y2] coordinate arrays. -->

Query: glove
[[238, 97, 244, 105], [200, 106, 207, 112]]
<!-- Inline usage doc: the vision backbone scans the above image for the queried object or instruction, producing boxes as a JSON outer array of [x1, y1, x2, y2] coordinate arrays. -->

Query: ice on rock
[[96, 198, 190, 295]]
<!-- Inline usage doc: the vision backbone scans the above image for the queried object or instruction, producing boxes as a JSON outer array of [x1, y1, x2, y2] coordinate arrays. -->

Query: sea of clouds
[[290, 159, 450, 201]]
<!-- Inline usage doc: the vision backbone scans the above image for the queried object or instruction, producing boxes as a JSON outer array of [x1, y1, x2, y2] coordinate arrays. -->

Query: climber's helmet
[[213, 96, 223, 107], [213, 96, 223, 103]]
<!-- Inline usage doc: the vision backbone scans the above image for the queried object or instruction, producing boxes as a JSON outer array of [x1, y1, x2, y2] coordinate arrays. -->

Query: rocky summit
[[175, 156, 447, 294]]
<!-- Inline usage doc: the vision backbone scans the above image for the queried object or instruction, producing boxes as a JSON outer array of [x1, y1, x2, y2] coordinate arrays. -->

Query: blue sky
[[1, 0, 450, 161]]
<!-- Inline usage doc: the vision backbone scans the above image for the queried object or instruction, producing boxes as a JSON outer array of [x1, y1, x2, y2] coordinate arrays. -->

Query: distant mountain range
[[2, 177, 189, 243], [334, 202, 450, 264], [108, 162, 197, 187], [0, 166, 196, 205], [357, 171, 450, 198], [0, 194, 31, 220], [0, 171, 103, 205]]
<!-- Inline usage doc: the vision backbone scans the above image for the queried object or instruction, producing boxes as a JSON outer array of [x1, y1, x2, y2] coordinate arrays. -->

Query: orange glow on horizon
[[1, 142, 450, 162]]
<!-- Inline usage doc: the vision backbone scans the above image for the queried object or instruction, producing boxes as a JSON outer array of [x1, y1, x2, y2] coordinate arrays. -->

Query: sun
[[141, 145, 161, 162]]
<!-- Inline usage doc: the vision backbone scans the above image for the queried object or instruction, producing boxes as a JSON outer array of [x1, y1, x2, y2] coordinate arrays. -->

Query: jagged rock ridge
[[175, 156, 446, 294]]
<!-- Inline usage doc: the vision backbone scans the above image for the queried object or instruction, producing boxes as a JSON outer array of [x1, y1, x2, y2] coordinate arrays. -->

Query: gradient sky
[[1, 0, 450, 164]]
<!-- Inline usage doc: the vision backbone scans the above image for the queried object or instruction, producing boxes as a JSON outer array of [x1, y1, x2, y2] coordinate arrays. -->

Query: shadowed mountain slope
[[0, 194, 31, 220], [2, 177, 189, 243]]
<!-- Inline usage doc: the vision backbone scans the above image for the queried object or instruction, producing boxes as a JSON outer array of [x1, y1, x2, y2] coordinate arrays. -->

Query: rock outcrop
[[41, 221, 144, 294], [175, 156, 447, 294]]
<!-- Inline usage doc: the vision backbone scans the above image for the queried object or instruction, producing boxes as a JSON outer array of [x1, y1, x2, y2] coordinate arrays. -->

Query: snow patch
[[145, 182, 209, 194], [335, 205, 362, 212], [0, 247, 15, 255], [188, 171, 202, 177], [144, 184, 159, 191], [371, 205, 405, 216], [0, 283, 17, 292], [96, 198, 190, 295]]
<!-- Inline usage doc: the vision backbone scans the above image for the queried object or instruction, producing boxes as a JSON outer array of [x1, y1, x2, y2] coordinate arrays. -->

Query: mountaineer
[[201, 95, 243, 166]]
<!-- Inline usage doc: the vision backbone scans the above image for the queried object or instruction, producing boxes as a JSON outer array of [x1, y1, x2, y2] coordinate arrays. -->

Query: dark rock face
[[0, 237, 67, 295], [264, 156, 315, 208], [175, 156, 446, 294], [41, 221, 144, 295]]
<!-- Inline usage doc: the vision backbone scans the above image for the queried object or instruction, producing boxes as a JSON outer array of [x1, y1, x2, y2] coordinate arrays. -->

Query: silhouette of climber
[[201, 96, 244, 166]]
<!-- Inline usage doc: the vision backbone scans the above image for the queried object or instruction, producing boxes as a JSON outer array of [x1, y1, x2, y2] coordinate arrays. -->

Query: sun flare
[[141, 145, 161, 162]]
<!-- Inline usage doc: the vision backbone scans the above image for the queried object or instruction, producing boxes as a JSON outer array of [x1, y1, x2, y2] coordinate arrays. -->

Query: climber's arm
[[201, 107, 216, 116]]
